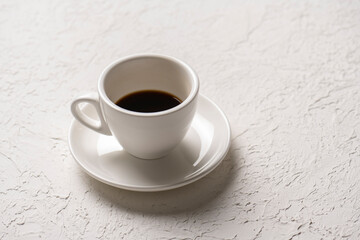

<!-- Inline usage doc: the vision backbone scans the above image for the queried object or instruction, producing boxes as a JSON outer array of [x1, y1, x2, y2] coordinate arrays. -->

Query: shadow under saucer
[[83, 142, 238, 215]]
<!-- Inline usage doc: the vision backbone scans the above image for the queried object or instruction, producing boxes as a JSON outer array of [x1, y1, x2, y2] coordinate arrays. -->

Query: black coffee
[[115, 90, 182, 113]]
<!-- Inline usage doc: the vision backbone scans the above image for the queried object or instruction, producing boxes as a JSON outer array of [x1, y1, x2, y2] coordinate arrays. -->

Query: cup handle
[[70, 93, 111, 135]]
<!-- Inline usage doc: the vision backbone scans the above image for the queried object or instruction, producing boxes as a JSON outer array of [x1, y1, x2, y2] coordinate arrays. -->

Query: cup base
[[127, 150, 173, 160]]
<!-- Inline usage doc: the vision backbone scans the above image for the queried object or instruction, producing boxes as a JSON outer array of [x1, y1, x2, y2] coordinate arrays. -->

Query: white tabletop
[[1, 1, 360, 239]]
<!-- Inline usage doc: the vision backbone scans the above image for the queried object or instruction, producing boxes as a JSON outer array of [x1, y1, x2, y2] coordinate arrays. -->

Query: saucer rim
[[68, 94, 231, 192]]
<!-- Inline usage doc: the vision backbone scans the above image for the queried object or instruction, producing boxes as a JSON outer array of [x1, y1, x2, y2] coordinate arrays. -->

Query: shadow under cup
[[98, 55, 199, 159]]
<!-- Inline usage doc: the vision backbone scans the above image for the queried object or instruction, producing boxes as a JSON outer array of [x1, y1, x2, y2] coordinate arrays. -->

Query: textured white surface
[[1, 1, 360, 239]]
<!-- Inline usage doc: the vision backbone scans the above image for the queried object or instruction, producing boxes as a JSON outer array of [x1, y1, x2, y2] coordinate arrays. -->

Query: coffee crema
[[115, 90, 182, 113]]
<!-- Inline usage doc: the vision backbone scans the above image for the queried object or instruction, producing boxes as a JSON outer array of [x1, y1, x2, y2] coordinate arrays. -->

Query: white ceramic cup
[[71, 54, 199, 159]]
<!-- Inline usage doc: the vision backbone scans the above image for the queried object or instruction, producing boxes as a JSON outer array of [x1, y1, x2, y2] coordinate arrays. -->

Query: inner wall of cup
[[103, 57, 193, 104]]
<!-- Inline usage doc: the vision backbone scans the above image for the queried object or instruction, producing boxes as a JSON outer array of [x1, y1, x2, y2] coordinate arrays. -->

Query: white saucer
[[68, 94, 231, 192]]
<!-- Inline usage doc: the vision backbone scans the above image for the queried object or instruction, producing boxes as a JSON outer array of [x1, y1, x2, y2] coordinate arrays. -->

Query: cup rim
[[98, 53, 199, 117]]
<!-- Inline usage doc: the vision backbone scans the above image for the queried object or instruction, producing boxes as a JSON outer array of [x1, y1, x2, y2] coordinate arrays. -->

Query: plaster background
[[1, 0, 360, 239]]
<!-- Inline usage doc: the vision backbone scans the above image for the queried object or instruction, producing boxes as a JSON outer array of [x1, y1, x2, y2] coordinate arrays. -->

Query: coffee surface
[[115, 90, 182, 113]]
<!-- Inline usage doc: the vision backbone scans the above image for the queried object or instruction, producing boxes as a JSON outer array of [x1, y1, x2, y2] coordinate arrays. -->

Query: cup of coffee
[[71, 54, 199, 159]]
